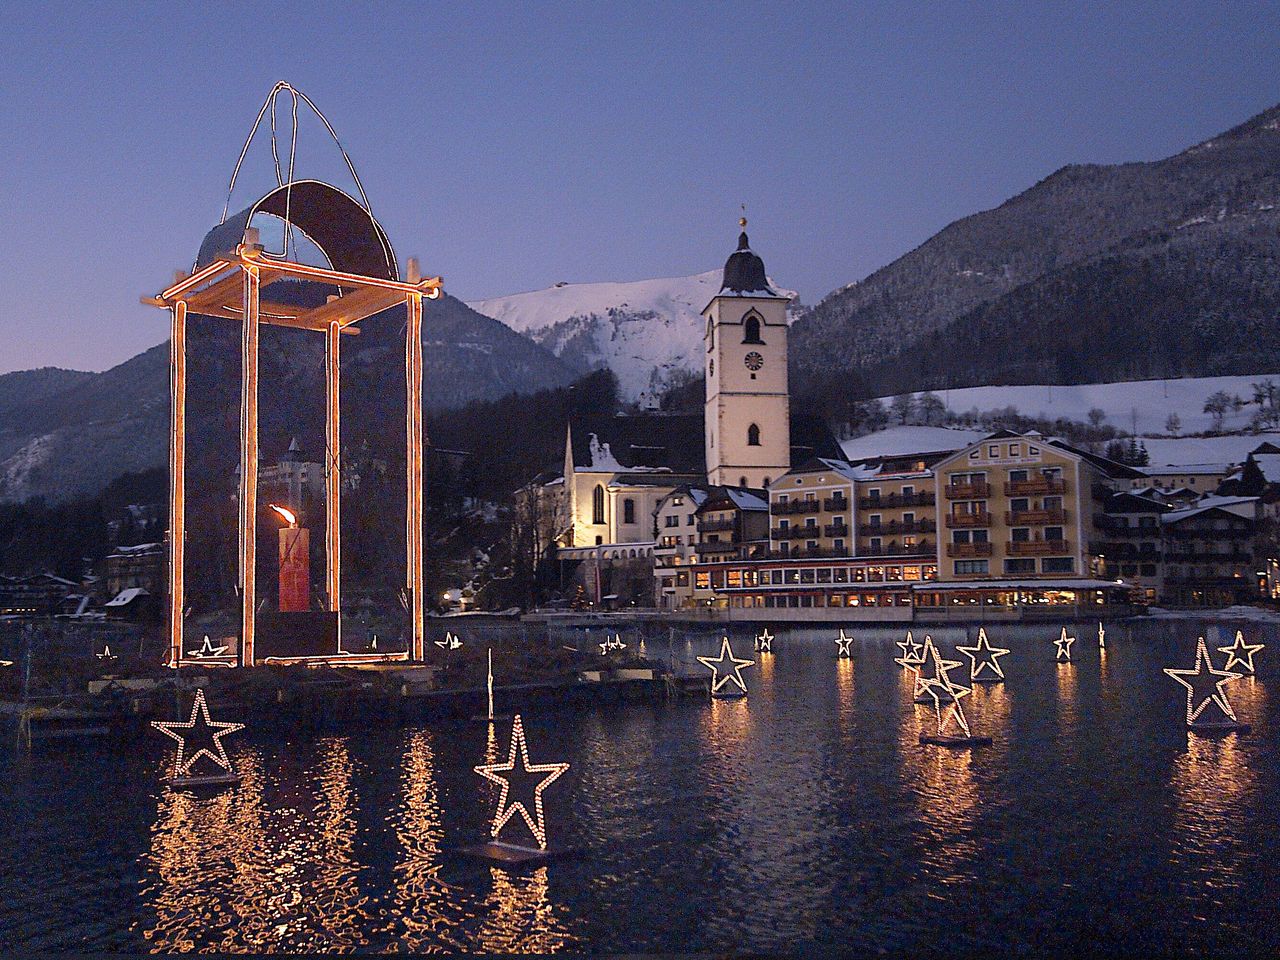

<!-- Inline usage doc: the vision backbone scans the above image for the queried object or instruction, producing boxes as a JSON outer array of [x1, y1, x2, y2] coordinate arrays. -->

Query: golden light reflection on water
[[1056, 661, 1079, 733], [389, 727, 469, 953], [1171, 730, 1255, 895], [473, 866, 570, 954], [139, 738, 369, 953], [835, 657, 854, 725], [896, 674, 980, 887]]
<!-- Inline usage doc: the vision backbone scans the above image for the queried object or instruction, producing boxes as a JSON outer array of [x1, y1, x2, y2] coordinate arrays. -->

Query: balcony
[[772, 499, 820, 516], [861, 541, 933, 558], [823, 523, 850, 538], [822, 496, 850, 512], [1006, 509, 1067, 525], [859, 491, 936, 509], [697, 518, 736, 534], [945, 512, 992, 529], [859, 519, 935, 536], [696, 540, 739, 557], [1007, 539, 1070, 556], [1165, 550, 1253, 563], [771, 526, 819, 541], [947, 541, 993, 558], [766, 547, 849, 560], [1005, 477, 1065, 496], [944, 481, 989, 500]]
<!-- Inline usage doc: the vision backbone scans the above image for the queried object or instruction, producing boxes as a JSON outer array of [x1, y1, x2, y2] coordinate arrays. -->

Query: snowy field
[[881, 373, 1280, 437]]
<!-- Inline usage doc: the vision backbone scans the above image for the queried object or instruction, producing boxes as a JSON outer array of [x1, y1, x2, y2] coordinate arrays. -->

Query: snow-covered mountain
[[469, 271, 796, 404]]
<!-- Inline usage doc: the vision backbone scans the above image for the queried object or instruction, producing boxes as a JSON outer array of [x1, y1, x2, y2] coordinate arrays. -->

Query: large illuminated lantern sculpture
[[146, 83, 442, 667]]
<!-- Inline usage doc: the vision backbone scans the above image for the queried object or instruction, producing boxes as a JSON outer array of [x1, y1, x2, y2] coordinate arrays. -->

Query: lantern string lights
[[473, 714, 569, 850], [834, 628, 853, 659], [1054, 627, 1075, 663], [151, 688, 245, 783], [755, 629, 774, 653], [956, 627, 1010, 682], [1098, 622, 1106, 650], [917, 637, 979, 743], [1217, 630, 1263, 675], [697, 636, 754, 697], [1164, 636, 1245, 729]]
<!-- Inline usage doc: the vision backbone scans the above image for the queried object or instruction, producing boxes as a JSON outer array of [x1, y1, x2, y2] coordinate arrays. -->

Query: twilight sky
[[1, 1, 1277, 374]]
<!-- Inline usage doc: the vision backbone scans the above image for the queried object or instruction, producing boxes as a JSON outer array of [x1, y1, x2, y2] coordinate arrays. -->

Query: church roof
[[570, 414, 705, 474], [718, 223, 789, 300]]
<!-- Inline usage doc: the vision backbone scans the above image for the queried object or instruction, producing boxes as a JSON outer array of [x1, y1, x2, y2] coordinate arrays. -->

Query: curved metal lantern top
[[196, 179, 399, 282]]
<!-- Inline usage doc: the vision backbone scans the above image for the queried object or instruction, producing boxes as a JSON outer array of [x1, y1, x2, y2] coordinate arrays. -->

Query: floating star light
[[607, 634, 627, 653], [697, 636, 754, 696], [96, 644, 117, 662], [151, 689, 245, 781], [474, 714, 569, 850], [913, 634, 963, 703], [1164, 636, 1243, 727], [956, 627, 1010, 682], [435, 631, 462, 651], [186, 635, 229, 660], [1053, 628, 1075, 663], [834, 628, 853, 659], [1217, 630, 1263, 675], [918, 637, 974, 740], [755, 629, 774, 653]]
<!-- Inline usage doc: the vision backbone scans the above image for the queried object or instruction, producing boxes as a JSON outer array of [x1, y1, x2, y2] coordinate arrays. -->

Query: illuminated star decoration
[[151, 689, 245, 779], [473, 713, 569, 850], [697, 636, 754, 696], [894, 630, 924, 668], [435, 631, 462, 651], [918, 637, 973, 739], [186, 635, 228, 660], [956, 627, 1010, 682], [755, 629, 774, 653], [1217, 630, 1263, 675], [834, 628, 853, 659], [96, 644, 117, 662], [914, 634, 963, 703], [1098, 622, 1105, 649], [1164, 636, 1243, 726], [1054, 627, 1075, 662]]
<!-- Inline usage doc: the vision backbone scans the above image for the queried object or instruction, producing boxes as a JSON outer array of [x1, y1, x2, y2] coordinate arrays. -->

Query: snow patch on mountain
[[469, 270, 796, 403]]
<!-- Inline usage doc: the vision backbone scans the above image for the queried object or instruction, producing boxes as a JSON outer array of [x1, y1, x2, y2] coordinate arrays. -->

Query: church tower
[[704, 218, 791, 489]]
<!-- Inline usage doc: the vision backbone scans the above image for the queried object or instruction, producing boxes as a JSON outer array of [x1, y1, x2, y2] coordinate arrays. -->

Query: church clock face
[[744, 351, 764, 371]]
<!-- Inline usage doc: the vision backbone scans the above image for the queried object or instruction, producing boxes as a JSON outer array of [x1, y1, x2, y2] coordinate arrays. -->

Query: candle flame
[[269, 504, 297, 527]]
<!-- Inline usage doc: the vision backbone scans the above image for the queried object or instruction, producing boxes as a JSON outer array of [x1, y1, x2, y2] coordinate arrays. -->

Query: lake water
[[2, 621, 1278, 954]]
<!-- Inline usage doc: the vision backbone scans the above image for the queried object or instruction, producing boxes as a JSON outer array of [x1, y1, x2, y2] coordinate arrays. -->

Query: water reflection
[[1170, 732, 1255, 898], [139, 739, 369, 952]]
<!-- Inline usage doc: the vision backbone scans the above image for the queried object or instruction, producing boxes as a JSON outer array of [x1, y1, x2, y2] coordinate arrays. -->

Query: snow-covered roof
[[1252, 454, 1280, 483], [109, 542, 162, 557], [1139, 463, 1232, 475], [840, 426, 987, 462], [724, 488, 768, 511], [104, 587, 150, 607], [1163, 496, 1258, 524]]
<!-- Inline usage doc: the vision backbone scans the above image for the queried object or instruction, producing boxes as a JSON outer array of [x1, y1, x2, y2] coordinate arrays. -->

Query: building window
[[763, 477, 771, 488], [592, 485, 605, 525], [1042, 557, 1074, 573], [1004, 558, 1035, 574], [743, 313, 764, 344], [623, 498, 636, 524], [740, 476, 748, 488], [747, 424, 761, 446], [955, 560, 989, 575]]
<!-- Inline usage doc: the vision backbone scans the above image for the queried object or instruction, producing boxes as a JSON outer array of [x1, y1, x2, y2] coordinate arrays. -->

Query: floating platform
[[970, 676, 1004, 684], [920, 733, 993, 748], [164, 772, 241, 789], [914, 691, 957, 704], [1188, 720, 1251, 735], [711, 690, 748, 700], [454, 841, 575, 870]]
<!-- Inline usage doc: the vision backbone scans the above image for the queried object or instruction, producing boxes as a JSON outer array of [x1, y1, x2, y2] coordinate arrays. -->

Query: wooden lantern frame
[[147, 242, 442, 667]]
